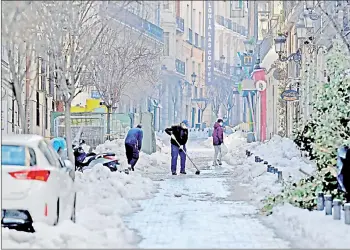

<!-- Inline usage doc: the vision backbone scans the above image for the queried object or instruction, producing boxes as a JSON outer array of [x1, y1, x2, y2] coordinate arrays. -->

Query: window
[[192, 9, 195, 30], [36, 91, 40, 126], [2, 145, 26, 166], [199, 12, 202, 35], [163, 32, 170, 56], [38, 140, 59, 167], [186, 4, 190, 28], [28, 148, 37, 166], [45, 97, 48, 129], [199, 87, 203, 98], [192, 61, 195, 75], [163, 0, 169, 10]]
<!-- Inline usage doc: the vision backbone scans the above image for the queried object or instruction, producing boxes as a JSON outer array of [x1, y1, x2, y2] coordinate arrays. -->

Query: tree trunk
[[17, 95, 27, 134], [64, 100, 74, 164], [106, 105, 111, 140]]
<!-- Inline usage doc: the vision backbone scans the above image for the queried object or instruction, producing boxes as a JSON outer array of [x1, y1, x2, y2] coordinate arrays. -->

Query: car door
[[44, 140, 74, 218], [37, 141, 67, 215]]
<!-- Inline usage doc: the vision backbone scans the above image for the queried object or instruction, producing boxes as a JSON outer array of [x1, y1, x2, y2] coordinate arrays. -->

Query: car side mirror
[[64, 160, 75, 180]]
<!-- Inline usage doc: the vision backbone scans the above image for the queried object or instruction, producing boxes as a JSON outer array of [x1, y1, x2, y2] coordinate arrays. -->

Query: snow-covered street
[[124, 164, 291, 248], [2, 134, 350, 249]]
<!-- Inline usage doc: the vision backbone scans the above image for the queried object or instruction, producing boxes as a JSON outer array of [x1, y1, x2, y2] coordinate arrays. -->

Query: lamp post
[[191, 72, 197, 84], [274, 35, 302, 63], [244, 40, 255, 54], [219, 55, 225, 72]]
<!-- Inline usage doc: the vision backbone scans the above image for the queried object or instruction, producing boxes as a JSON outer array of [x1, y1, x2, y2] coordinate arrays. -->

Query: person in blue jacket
[[125, 124, 143, 171]]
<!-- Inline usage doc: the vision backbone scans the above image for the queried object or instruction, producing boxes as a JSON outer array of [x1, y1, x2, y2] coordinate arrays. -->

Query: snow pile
[[222, 133, 316, 202], [2, 164, 156, 248], [265, 204, 350, 248], [94, 138, 170, 174]]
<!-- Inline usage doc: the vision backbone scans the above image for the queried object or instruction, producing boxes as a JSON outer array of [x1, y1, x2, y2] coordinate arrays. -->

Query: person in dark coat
[[165, 120, 189, 175], [212, 118, 224, 166], [125, 124, 143, 171]]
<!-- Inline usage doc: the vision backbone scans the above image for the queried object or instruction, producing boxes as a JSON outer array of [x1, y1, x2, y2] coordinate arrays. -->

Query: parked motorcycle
[[73, 140, 120, 172]]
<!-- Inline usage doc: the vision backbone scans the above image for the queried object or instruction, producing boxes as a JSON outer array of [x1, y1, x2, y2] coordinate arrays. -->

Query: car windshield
[[1, 145, 27, 166]]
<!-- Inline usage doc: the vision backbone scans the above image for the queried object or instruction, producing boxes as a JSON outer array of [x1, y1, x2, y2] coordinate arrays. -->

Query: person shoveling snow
[[165, 120, 189, 175], [124, 124, 143, 172]]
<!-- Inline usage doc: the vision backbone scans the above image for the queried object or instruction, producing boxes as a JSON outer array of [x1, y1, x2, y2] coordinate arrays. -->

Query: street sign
[[241, 79, 255, 90], [91, 90, 101, 99], [281, 90, 299, 101], [255, 80, 267, 91]]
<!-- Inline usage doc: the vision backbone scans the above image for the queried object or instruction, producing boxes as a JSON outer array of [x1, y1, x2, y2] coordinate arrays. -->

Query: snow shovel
[[171, 136, 200, 175]]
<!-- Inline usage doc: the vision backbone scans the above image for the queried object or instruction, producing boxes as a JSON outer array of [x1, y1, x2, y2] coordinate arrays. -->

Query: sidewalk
[[124, 163, 292, 248]]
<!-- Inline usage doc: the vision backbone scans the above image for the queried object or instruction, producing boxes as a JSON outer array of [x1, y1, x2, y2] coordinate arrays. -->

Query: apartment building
[[158, 0, 249, 130], [212, 1, 248, 125], [1, 44, 58, 137]]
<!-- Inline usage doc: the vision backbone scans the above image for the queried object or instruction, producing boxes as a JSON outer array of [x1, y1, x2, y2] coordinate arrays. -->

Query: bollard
[[270, 167, 275, 173], [259, 158, 263, 162], [324, 194, 333, 215], [274, 168, 278, 174], [345, 203, 350, 225], [264, 161, 268, 165], [317, 192, 324, 211], [266, 165, 269, 172], [333, 199, 341, 220], [255, 156, 259, 162], [278, 171, 283, 182]]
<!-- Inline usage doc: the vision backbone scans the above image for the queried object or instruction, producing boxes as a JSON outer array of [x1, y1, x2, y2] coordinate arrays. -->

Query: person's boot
[[128, 166, 132, 171], [124, 168, 130, 175], [172, 172, 177, 175], [217, 160, 222, 166], [180, 170, 186, 174], [131, 166, 135, 171]]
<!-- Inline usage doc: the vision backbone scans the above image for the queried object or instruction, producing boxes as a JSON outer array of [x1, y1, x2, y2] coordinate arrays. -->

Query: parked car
[[2, 134, 76, 232]]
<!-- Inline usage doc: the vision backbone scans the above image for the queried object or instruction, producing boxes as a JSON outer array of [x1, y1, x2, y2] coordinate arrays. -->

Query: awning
[[260, 47, 278, 71]]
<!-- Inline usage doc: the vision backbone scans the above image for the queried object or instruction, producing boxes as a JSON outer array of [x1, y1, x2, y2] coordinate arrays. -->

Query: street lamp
[[243, 40, 254, 53], [191, 72, 197, 84], [296, 19, 307, 40], [274, 35, 302, 63]]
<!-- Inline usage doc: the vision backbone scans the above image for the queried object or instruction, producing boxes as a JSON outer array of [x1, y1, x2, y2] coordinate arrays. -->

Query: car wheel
[[71, 193, 77, 223], [54, 199, 60, 226]]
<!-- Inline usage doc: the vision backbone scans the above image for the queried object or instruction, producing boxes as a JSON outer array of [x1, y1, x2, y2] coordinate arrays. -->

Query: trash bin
[[247, 132, 255, 143]]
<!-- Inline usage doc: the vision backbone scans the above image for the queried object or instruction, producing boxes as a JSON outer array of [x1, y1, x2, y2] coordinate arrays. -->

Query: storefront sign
[[255, 80, 267, 91], [281, 90, 299, 101], [205, 1, 215, 86]]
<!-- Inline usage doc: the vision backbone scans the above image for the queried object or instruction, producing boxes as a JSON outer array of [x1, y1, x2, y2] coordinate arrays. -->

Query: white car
[[2, 134, 76, 231]]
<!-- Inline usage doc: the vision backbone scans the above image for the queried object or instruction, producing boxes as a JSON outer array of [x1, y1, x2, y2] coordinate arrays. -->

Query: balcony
[[216, 15, 246, 37], [176, 16, 184, 33], [187, 28, 193, 44], [175, 59, 185, 75], [104, 4, 164, 43], [194, 33, 199, 47], [216, 15, 225, 26]]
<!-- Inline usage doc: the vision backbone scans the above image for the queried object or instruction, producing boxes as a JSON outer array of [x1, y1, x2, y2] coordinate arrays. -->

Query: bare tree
[[2, 2, 41, 133], [88, 23, 162, 136], [316, 2, 350, 53], [35, 1, 116, 162], [207, 83, 229, 119]]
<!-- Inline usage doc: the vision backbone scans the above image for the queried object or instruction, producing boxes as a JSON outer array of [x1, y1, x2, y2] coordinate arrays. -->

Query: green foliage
[[263, 39, 350, 213]]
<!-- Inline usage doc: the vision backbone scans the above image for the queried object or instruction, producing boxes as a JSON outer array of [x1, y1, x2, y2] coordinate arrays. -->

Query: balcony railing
[[216, 15, 247, 37], [188, 28, 193, 44], [175, 59, 185, 75], [104, 4, 164, 43], [216, 15, 225, 26], [176, 16, 184, 33], [194, 33, 199, 47]]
